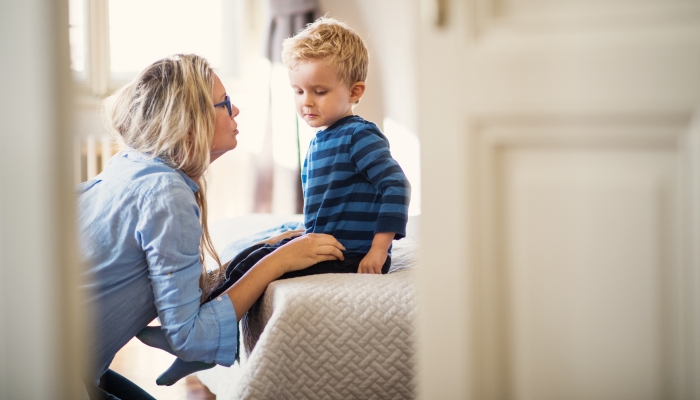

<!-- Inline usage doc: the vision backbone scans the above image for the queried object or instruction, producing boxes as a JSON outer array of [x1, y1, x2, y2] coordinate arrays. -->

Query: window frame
[[75, 0, 246, 98]]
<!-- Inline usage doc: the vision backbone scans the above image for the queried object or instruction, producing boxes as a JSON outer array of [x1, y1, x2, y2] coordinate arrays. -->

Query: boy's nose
[[303, 94, 313, 107]]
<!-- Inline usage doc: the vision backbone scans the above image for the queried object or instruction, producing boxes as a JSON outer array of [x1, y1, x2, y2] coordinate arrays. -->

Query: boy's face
[[288, 59, 362, 130]]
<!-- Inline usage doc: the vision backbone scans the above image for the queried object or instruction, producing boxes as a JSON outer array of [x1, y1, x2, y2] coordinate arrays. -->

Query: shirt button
[[167, 272, 172, 277], [217, 297, 222, 302]]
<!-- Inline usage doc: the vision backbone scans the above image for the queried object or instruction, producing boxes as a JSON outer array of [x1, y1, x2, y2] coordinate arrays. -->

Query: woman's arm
[[139, 183, 239, 365], [226, 233, 345, 320]]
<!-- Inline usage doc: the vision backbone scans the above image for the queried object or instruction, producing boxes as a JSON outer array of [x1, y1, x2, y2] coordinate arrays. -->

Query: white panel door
[[415, 1, 700, 399]]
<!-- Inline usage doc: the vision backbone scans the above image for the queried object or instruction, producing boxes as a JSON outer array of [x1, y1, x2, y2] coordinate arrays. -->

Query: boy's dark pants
[[205, 238, 391, 303]]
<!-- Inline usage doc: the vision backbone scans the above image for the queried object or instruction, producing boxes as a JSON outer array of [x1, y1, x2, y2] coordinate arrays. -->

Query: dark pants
[[86, 369, 155, 400], [206, 239, 391, 302]]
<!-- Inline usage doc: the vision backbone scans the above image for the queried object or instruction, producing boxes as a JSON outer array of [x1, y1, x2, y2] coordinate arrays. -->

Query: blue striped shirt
[[302, 115, 411, 255]]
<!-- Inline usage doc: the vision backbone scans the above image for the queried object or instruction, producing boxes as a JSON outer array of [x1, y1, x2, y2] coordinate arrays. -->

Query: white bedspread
[[197, 215, 418, 399]]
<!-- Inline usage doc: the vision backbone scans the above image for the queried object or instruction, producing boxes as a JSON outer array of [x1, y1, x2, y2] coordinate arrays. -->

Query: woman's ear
[[349, 81, 366, 103]]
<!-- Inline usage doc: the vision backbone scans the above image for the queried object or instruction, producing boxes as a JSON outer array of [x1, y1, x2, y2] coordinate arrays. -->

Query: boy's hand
[[358, 247, 388, 274], [357, 232, 395, 274]]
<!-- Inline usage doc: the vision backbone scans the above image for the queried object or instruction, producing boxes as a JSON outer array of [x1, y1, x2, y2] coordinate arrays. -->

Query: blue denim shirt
[[77, 150, 237, 384]]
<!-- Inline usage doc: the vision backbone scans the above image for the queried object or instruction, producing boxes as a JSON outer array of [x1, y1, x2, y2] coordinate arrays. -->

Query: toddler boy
[[283, 16, 411, 273], [138, 16, 410, 386]]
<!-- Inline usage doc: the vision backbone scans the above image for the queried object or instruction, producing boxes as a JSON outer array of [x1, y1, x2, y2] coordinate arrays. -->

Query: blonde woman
[[77, 54, 345, 400]]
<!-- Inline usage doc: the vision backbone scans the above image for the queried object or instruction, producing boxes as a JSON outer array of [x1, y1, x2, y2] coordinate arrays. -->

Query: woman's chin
[[210, 144, 237, 162]]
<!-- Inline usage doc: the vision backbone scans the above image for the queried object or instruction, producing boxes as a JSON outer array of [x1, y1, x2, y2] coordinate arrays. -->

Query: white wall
[[318, 1, 422, 215], [0, 0, 84, 398], [318, 0, 418, 134]]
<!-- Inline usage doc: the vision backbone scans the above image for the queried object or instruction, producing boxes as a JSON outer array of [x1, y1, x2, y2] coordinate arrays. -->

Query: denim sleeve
[[136, 182, 238, 365]]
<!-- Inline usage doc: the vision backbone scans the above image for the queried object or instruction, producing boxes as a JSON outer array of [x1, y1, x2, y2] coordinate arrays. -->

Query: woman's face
[[210, 74, 239, 163]]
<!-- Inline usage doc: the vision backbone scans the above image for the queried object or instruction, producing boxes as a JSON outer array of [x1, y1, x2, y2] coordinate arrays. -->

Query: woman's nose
[[231, 104, 240, 119]]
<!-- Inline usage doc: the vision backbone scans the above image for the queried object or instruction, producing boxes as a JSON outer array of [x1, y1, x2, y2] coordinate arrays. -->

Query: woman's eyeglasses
[[214, 94, 232, 116]]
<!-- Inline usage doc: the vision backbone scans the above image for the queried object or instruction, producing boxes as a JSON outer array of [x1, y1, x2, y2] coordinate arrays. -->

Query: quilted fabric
[[197, 215, 418, 399]]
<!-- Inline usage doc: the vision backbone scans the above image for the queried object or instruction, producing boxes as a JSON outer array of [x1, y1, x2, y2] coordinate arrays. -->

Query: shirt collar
[[316, 115, 360, 137]]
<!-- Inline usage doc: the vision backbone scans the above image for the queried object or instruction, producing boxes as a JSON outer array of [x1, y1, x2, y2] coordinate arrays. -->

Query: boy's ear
[[349, 81, 366, 103]]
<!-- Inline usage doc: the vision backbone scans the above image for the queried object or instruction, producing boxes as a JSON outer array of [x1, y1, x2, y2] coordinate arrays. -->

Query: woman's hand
[[269, 233, 346, 273], [255, 229, 305, 245], [225, 233, 345, 320]]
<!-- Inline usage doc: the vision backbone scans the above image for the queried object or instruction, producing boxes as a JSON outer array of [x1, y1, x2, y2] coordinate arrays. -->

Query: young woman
[[77, 54, 344, 399]]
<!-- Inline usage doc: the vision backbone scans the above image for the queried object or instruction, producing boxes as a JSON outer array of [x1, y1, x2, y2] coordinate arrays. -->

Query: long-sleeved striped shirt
[[302, 115, 411, 255]]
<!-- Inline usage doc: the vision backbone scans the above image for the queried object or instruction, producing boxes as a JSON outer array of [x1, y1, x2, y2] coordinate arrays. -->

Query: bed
[[196, 214, 419, 399]]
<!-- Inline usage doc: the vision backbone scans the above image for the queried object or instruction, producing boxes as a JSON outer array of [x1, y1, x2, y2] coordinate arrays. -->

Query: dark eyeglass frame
[[214, 94, 232, 116]]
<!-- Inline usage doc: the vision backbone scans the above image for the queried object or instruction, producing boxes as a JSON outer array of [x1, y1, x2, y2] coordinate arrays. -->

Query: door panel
[[504, 149, 672, 400], [471, 119, 693, 399]]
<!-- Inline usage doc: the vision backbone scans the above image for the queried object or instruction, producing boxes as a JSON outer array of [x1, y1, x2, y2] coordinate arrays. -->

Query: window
[[68, 0, 86, 80], [69, 0, 242, 96], [109, 0, 223, 80]]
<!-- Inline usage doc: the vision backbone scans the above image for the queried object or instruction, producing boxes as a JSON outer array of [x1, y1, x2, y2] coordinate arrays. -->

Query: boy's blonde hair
[[281, 17, 369, 87], [103, 54, 224, 299]]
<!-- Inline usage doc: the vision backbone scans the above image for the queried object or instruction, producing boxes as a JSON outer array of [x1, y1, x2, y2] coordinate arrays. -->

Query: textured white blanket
[[197, 215, 418, 399]]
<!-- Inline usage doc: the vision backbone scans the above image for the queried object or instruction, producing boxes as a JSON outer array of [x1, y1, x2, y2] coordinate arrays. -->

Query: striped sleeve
[[349, 127, 411, 239]]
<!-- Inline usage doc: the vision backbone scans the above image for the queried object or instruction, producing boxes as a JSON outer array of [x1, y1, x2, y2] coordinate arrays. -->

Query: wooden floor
[[110, 336, 216, 399]]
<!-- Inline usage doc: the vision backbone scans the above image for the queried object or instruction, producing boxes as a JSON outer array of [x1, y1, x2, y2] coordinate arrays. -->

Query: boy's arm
[[358, 232, 394, 274], [350, 125, 411, 274], [350, 127, 411, 239]]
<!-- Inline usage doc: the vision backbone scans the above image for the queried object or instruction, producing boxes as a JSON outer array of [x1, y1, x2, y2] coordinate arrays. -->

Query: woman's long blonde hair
[[103, 54, 224, 299]]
